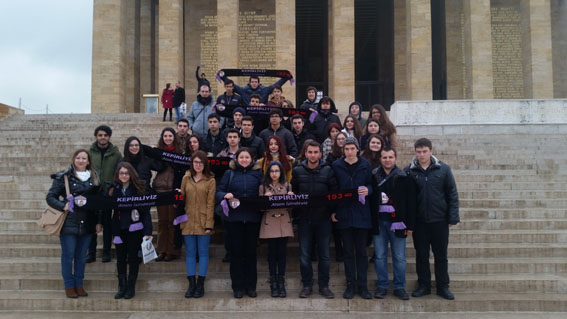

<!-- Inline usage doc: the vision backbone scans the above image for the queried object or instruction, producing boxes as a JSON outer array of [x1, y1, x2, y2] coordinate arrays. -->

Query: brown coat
[[152, 165, 174, 192], [179, 171, 216, 235], [258, 182, 294, 239]]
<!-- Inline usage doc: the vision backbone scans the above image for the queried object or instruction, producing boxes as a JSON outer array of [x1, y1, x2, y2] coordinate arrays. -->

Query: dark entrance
[[354, 0, 395, 110], [295, 0, 329, 107], [431, 0, 447, 100]]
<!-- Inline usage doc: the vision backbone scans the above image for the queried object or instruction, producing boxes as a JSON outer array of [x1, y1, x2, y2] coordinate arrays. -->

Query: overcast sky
[[0, 0, 93, 114]]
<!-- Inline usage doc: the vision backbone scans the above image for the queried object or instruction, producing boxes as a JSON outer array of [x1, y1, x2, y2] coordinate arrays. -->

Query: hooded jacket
[[404, 155, 460, 225], [46, 165, 102, 236], [291, 159, 338, 221], [88, 142, 122, 192], [311, 97, 341, 143], [215, 160, 263, 223]]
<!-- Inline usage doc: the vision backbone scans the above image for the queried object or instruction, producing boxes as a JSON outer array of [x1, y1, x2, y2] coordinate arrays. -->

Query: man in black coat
[[291, 140, 338, 299], [239, 116, 265, 160], [291, 114, 315, 154], [405, 138, 459, 300], [259, 108, 298, 157], [172, 81, 186, 122], [370, 147, 416, 300], [204, 113, 226, 156]]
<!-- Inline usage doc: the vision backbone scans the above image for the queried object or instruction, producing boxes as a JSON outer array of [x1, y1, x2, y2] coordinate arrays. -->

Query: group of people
[[46, 75, 459, 303]]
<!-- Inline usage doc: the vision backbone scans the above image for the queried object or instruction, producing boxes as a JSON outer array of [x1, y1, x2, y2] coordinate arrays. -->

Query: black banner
[[79, 191, 183, 211], [216, 68, 294, 84], [142, 145, 191, 167], [214, 104, 310, 119]]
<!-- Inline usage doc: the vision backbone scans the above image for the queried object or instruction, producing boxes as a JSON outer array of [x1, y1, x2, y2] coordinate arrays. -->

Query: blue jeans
[[298, 219, 331, 288], [60, 233, 92, 289], [183, 234, 211, 277], [373, 220, 407, 290], [174, 106, 181, 122]]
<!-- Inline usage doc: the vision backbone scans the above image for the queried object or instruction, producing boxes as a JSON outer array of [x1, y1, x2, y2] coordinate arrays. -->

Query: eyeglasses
[[193, 161, 204, 166]]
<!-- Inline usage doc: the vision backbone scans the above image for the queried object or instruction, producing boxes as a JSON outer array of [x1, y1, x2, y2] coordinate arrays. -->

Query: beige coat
[[179, 171, 216, 235], [258, 182, 294, 239]]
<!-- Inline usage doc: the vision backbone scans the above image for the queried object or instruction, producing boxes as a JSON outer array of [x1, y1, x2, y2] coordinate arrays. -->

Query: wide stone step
[[1, 242, 566, 258], [460, 208, 567, 219], [1, 290, 566, 313], [1, 273, 564, 294]]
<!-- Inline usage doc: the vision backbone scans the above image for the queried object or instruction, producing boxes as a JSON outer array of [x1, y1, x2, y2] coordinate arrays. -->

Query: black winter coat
[[204, 130, 227, 156], [405, 156, 460, 225], [110, 184, 153, 236], [240, 133, 266, 160], [291, 160, 338, 221], [120, 156, 163, 192], [46, 166, 102, 236]]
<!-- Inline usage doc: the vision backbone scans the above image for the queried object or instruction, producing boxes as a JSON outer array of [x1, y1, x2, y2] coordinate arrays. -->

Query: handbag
[[142, 236, 158, 264], [37, 175, 70, 236]]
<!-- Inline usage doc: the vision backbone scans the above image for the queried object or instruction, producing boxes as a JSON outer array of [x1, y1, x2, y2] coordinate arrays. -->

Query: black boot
[[270, 275, 279, 297], [114, 274, 127, 299], [123, 272, 138, 299], [194, 276, 205, 298], [185, 276, 196, 298], [343, 282, 355, 299], [278, 275, 286, 298]]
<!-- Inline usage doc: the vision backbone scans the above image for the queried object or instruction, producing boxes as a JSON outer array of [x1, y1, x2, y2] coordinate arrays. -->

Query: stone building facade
[[91, 0, 566, 114]]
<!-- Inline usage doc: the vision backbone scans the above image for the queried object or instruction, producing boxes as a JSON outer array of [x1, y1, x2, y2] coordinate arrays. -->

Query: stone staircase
[[0, 113, 566, 316]]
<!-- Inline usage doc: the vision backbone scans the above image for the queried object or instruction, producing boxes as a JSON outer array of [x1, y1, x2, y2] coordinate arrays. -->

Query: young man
[[172, 81, 186, 122], [259, 108, 298, 157], [176, 118, 190, 152], [87, 125, 123, 263], [188, 85, 222, 138], [218, 73, 289, 104], [216, 80, 243, 128], [300, 86, 318, 111], [217, 129, 240, 159], [204, 113, 226, 156], [291, 140, 338, 299], [405, 138, 459, 300], [291, 114, 315, 153], [266, 85, 285, 107], [239, 116, 265, 160], [249, 94, 269, 134], [222, 107, 245, 137], [311, 96, 341, 144], [371, 147, 416, 300], [331, 137, 373, 299]]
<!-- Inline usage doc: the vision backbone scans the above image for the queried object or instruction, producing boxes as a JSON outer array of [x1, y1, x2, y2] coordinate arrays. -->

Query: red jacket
[[161, 88, 174, 109]]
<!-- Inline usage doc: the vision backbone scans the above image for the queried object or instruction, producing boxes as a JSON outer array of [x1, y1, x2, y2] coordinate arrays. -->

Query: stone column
[[521, 0, 554, 98], [276, 0, 296, 104], [217, 0, 238, 94], [139, 0, 153, 111], [91, 0, 128, 113], [405, 0, 432, 100], [329, 0, 355, 113], [463, 0, 494, 99], [394, 0, 408, 101], [158, 0, 184, 99]]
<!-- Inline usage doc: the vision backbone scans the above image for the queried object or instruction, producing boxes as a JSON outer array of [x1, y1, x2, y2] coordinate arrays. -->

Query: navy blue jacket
[[215, 160, 263, 223], [332, 156, 373, 229]]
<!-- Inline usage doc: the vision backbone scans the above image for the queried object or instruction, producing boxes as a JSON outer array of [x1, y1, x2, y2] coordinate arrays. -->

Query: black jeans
[[163, 108, 172, 121], [226, 221, 260, 291], [298, 219, 331, 288], [89, 209, 112, 256], [413, 221, 450, 289], [115, 229, 143, 276], [340, 227, 369, 288], [267, 237, 288, 277]]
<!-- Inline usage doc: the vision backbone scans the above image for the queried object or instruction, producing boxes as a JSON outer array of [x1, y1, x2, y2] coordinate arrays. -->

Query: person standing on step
[[291, 140, 337, 299], [161, 83, 174, 122], [259, 161, 294, 298], [370, 147, 416, 300], [110, 162, 152, 300], [46, 149, 102, 298], [215, 148, 262, 298], [331, 137, 373, 299], [239, 116, 265, 161], [188, 84, 220, 139], [173, 81, 186, 123], [87, 125, 123, 263], [405, 138, 459, 300], [121, 136, 163, 192], [216, 79, 243, 129], [178, 150, 216, 298]]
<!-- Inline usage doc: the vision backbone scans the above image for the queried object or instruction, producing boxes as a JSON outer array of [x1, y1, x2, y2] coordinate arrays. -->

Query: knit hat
[[233, 107, 246, 116], [343, 137, 360, 151]]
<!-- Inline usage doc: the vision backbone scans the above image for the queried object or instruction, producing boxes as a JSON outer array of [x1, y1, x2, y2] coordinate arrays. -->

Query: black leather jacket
[[291, 160, 338, 221]]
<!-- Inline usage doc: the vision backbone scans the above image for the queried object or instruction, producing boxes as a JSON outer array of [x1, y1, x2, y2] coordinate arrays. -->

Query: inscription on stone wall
[[200, 15, 218, 86], [491, 5, 524, 98], [238, 11, 276, 69]]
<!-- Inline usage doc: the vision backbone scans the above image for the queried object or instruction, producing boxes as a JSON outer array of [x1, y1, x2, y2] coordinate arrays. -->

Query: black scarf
[[215, 104, 310, 119], [217, 68, 294, 84], [197, 94, 212, 106]]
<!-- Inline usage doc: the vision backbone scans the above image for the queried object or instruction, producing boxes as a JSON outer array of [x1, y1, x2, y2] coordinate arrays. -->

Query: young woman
[[215, 148, 263, 298], [257, 135, 294, 183], [259, 161, 294, 298], [46, 149, 102, 298], [152, 128, 181, 261], [360, 118, 381, 150], [161, 83, 174, 121], [349, 101, 366, 128], [341, 115, 363, 141], [361, 134, 386, 169], [367, 104, 397, 148], [321, 123, 342, 161], [179, 150, 216, 298], [280, 99, 294, 130], [326, 132, 348, 165], [110, 162, 152, 300], [122, 136, 162, 192]]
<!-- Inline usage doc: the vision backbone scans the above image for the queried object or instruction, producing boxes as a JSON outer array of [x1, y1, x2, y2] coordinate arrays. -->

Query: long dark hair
[[361, 134, 386, 169], [263, 135, 291, 172], [123, 136, 143, 165], [189, 150, 213, 178], [331, 132, 348, 159], [261, 161, 287, 188], [157, 127, 179, 152], [113, 162, 147, 195], [187, 134, 206, 154], [342, 115, 363, 139], [369, 104, 397, 137]]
